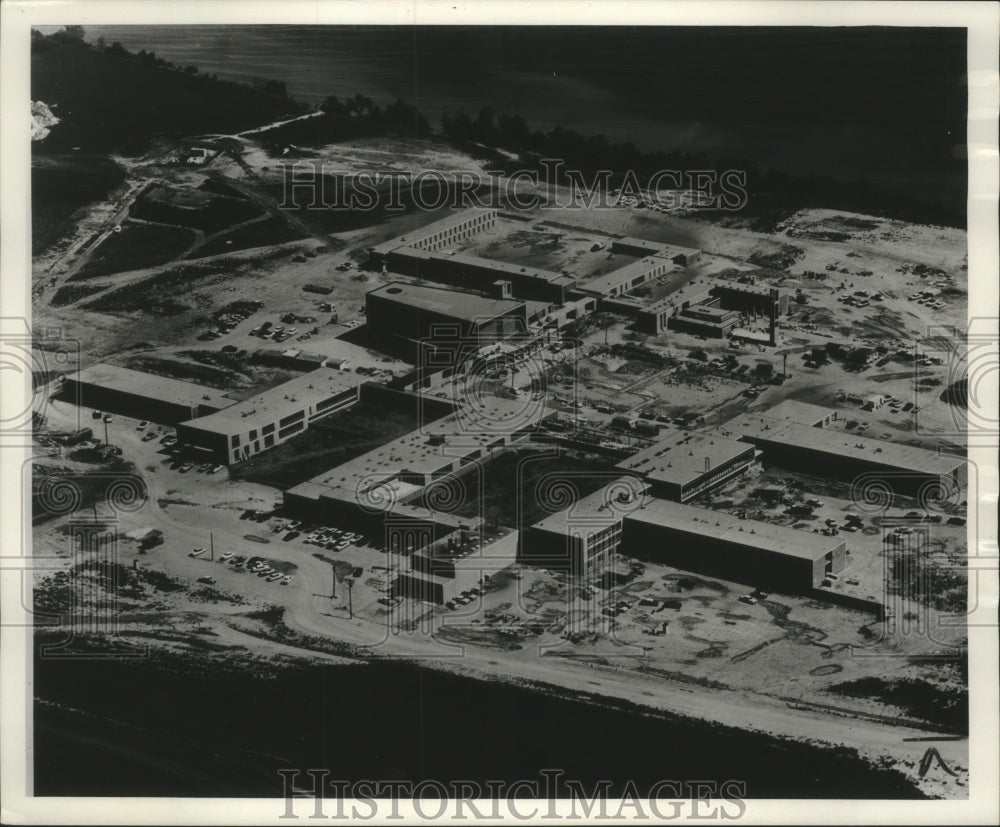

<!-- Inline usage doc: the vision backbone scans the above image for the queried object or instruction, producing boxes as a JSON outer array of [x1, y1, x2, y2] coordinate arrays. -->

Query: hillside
[[31, 40, 305, 155]]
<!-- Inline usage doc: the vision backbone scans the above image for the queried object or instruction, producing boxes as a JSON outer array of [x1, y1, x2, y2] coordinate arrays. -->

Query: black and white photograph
[[1, 1, 998, 824]]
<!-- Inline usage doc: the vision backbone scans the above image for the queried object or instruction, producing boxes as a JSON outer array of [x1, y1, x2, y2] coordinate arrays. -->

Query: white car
[[189, 548, 205, 558]]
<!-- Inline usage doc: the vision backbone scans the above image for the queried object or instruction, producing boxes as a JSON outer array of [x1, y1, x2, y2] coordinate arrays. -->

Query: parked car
[[189, 548, 205, 558], [283, 531, 300, 541]]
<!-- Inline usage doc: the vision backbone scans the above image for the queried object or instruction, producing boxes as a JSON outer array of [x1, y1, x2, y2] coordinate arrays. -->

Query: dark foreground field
[[33, 638, 925, 798]]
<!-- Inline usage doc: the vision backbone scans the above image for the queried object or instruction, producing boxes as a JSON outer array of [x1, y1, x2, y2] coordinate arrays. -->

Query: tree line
[[31, 27, 291, 100]]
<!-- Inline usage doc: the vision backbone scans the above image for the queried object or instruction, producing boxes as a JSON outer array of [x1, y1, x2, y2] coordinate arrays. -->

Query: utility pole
[[103, 419, 109, 445], [345, 578, 354, 619], [331, 564, 337, 599], [210, 532, 214, 561]]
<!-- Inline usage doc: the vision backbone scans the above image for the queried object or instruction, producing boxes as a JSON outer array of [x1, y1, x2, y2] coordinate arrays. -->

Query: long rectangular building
[[621, 497, 846, 591], [756, 399, 838, 427], [577, 256, 675, 299], [610, 237, 702, 264], [176, 368, 365, 464], [521, 479, 846, 590], [61, 363, 232, 425], [369, 208, 498, 265], [383, 246, 574, 303], [718, 413, 965, 495]]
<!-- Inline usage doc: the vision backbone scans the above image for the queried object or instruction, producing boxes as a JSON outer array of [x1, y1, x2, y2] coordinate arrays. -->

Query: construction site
[[32, 128, 973, 799]]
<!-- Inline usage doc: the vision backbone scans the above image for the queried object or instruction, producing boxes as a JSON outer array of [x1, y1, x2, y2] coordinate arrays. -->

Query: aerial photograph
[[14, 13, 995, 821]]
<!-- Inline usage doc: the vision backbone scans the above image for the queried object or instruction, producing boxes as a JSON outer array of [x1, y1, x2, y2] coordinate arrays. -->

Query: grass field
[[48, 282, 111, 308], [190, 216, 306, 259], [72, 223, 194, 280], [130, 187, 264, 234]]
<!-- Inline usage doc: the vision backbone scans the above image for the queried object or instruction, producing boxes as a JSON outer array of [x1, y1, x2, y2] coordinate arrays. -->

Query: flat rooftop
[[289, 395, 552, 507], [683, 304, 737, 320], [616, 428, 754, 488], [578, 256, 670, 296], [625, 497, 843, 561], [434, 250, 576, 289], [530, 478, 839, 561], [371, 208, 498, 256], [755, 399, 836, 426], [718, 414, 966, 475], [613, 237, 665, 255], [179, 368, 365, 436], [641, 278, 717, 313], [368, 281, 524, 323], [613, 237, 700, 259], [530, 476, 648, 537], [713, 279, 780, 297], [416, 524, 515, 563], [67, 363, 232, 410]]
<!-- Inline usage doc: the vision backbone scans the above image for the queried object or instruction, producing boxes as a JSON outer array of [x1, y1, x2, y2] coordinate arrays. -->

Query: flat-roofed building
[[252, 348, 331, 371], [756, 399, 838, 428], [176, 368, 366, 464], [577, 256, 675, 299], [284, 395, 555, 534], [615, 428, 756, 501], [399, 526, 519, 604], [522, 479, 846, 590], [667, 302, 742, 338], [384, 247, 575, 303], [610, 237, 702, 265], [605, 278, 716, 334], [369, 209, 498, 267], [520, 477, 648, 576], [61, 363, 232, 424], [621, 497, 847, 591], [718, 413, 965, 496], [366, 281, 528, 359], [712, 280, 790, 318], [604, 277, 790, 335]]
